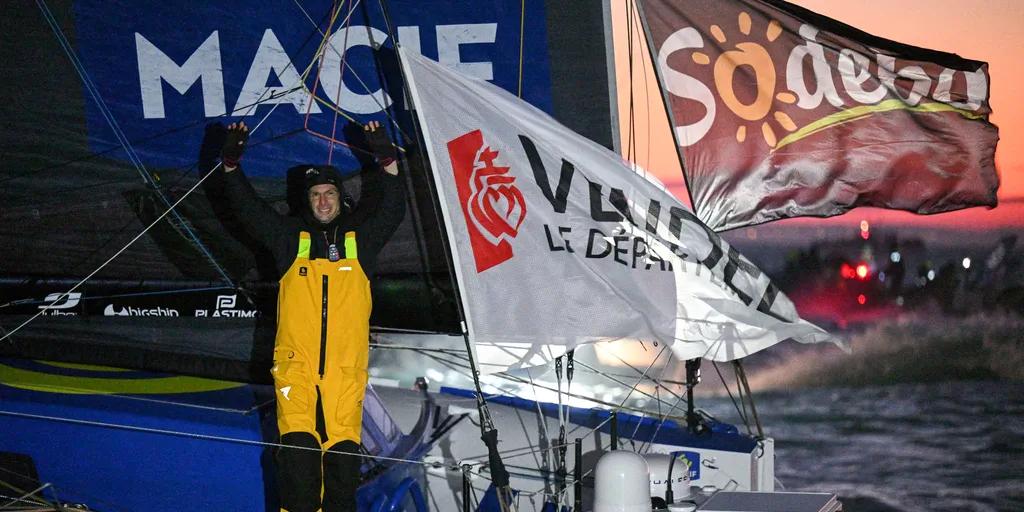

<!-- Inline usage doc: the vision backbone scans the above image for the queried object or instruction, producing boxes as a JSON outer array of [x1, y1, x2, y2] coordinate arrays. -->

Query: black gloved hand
[[364, 121, 397, 167], [222, 122, 249, 169]]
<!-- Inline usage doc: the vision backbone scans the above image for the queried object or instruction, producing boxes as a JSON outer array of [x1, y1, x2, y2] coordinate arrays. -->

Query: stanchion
[[574, 438, 583, 511], [610, 411, 618, 450], [462, 464, 471, 512]]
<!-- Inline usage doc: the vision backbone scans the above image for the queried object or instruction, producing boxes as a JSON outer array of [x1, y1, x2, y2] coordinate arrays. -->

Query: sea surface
[[695, 381, 1024, 512]]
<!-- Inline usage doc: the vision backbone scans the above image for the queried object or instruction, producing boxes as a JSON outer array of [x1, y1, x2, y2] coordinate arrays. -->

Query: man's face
[[308, 184, 341, 224]]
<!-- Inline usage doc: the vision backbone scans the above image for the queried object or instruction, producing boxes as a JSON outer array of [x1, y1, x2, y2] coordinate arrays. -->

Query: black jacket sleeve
[[354, 168, 407, 276], [222, 167, 297, 274]]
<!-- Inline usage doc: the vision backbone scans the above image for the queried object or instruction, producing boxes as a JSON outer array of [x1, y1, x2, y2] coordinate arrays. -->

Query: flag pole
[[381, 5, 515, 508]]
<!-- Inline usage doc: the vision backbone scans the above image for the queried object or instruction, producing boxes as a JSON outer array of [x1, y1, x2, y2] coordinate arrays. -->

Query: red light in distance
[[840, 263, 856, 279]]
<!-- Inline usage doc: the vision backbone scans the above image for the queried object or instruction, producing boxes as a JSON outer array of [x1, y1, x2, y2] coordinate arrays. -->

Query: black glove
[[365, 125, 397, 167], [221, 123, 248, 168]]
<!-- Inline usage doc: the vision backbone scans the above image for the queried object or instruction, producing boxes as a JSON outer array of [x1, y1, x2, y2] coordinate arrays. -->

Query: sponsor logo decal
[[447, 129, 527, 272], [216, 294, 236, 309], [104, 304, 180, 317], [655, 8, 989, 150], [38, 292, 82, 316], [194, 294, 259, 318], [299, 267, 308, 276]]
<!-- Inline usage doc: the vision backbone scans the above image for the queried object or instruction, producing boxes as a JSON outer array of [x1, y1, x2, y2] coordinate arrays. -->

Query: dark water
[[699, 381, 1024, 512]]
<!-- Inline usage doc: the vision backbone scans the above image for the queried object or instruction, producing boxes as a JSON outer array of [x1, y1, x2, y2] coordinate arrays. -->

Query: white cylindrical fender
[[593, 450, 652, 512]]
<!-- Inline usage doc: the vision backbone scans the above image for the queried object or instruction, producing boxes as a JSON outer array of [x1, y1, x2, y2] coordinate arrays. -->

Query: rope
[[296, 0, 415, 151], [3, 0, 321, 345], [517, 0, 526, 98], [639, 394, 685, 454], [624, 0, 637, 163], [34, 0, 235, 287], [368, 342, 466, 353], [0, 409, 456, 470], [734, 361, 764, 437], [410, 345, 688, 421], [0, 380, 270, 415], [0, 85, 308, 189], [713, 361, 750, 434], [0, 164, 221, 344], [1, 286, 235, 310], [615, 343, 667, 410], [328, 1, 359, 163], [574, 359, 677, 411], [525, 367, 555, 503]]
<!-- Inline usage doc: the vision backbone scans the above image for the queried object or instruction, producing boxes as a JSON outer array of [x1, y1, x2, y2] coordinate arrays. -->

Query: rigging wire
[[613, 342, 666, 450], [326, 1, 360, 163], [574, 359, 677, 411], [295, 0, 415, 151], [299, 0, 363, 152], [712, 360, 751, 432], [0, 481, 54, 510], [3, 0, 373, 343], [34, 0, 235, 288], [0, 74, 296, 345], [625, 0, 638, 165], [525, 367, 556, 503], [0, 85, 311, 191], [734, 360, 764, 437], [2, 1, 346, 190], [0, 164, 224, 344], [403, 343, 691, 428], [0, 409, 444, 469], [553, 355, 567, 508], [639, 393, 686, 454], [517, 0, 526, 98], [631, 0, 655, 177], [371, 1, 516, 509]]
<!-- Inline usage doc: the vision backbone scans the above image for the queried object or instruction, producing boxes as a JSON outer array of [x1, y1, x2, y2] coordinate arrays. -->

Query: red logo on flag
[[447, 130, 527, 272]]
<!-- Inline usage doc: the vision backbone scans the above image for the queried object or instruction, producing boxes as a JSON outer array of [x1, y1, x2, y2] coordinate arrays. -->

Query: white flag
[[399, 49, 836, 374]]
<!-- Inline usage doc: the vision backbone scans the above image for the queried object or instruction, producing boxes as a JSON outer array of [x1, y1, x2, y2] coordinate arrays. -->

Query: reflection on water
[[698, 381, 1024, 512]]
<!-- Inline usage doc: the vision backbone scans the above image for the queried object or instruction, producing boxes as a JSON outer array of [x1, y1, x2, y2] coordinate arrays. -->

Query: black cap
[[302, 165, 344, 191]]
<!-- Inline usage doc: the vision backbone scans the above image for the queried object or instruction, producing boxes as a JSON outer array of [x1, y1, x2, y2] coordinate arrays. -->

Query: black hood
[[291, 164, 353, 230]]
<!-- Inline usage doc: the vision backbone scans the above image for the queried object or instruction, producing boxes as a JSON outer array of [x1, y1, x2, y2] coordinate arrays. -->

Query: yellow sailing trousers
[[271, 231, 370, 446]]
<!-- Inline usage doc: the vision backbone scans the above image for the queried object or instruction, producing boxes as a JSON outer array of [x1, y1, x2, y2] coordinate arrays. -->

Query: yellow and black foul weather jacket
[[223, 166, 405, 446]]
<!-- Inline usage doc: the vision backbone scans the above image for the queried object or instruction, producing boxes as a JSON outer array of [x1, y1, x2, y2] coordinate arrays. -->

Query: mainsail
[[0, 1, 619, 383]]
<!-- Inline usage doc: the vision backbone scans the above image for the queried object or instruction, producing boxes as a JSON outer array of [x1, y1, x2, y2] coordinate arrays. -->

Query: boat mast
[[374, 1, 515, 509]]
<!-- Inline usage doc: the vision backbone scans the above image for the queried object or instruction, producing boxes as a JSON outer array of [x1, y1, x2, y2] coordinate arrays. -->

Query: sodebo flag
[[400, 49, 836, 372], [640, 0, 999, 231]]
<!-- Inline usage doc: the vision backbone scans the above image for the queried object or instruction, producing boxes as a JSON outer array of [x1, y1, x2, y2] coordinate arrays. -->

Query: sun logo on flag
[[690, 11, 798, 148]]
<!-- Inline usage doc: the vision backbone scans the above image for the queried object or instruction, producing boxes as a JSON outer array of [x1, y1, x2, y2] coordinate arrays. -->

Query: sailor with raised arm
[[220, 120, 405, 512]]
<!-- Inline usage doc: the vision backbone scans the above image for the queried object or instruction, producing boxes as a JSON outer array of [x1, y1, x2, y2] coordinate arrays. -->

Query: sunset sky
[[612, 0, 1024, 231]]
